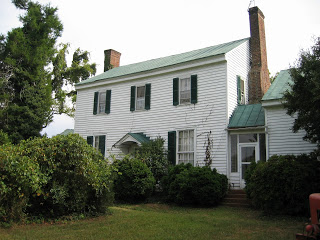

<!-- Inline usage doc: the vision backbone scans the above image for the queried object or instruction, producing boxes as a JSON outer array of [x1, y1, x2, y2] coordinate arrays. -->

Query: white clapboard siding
[[225, 40, 251, 181], [75, 44, 250, 176], [226, 40, 251, 119], [265, 106, 317, 156]]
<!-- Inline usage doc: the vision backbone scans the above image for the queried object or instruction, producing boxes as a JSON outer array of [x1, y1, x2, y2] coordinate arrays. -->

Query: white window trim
[[176, 129, 196, 166]]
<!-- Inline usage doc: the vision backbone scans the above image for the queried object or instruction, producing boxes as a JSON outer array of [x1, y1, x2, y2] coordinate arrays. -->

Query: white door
[[239, 143, 258, 188]]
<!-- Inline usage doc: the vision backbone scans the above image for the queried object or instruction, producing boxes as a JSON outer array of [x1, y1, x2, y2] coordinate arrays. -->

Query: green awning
[[114, 132, 150, 148], [228, 104, 265, 129]]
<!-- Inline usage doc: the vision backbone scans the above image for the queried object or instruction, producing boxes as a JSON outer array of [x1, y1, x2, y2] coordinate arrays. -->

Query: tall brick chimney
[[248, 6, 270, 104], [104, 49, 121, 72]]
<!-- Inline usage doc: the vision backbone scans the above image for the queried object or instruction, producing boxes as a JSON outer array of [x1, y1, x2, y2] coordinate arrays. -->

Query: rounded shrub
[[113, 157, 155, 202], [0, 134, 114, 223], [245, 154, 320, 216], [162, 164, 228, 206]]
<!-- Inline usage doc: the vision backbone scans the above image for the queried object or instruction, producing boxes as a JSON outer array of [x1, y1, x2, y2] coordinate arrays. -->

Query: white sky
[[1, 0, 320, 137]]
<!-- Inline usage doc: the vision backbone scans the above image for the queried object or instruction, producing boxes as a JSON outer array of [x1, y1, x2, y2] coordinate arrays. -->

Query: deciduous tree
[[0, 0, 96, 143], [283, 37, 320, 150]]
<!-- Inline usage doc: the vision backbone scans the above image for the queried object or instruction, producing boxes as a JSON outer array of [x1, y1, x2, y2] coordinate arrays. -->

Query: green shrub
[[0, 134, 114, 223], [162, 164, 228, 206], [0, 130, 10, 145], [113, 157, 155, 202], [0, 144, 45, 222], [135, 137, 169, 183], [245, 154, 320, 215]]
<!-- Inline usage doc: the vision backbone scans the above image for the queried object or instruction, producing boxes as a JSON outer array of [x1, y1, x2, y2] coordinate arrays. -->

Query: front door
[[240, 143, 258, 188]]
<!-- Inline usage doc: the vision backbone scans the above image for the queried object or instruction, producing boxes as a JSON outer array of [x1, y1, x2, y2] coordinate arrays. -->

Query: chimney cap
[[104, 49, 121, 55], [248, 6, 265, 19]]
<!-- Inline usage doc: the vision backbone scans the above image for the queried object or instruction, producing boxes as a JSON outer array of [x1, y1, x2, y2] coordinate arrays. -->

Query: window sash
[[94, 136, 99, 150], [180, 78, 191, 104], [178, 130, 194, 165], [98, 92, 106, 113], [136, 86, 145, 110]]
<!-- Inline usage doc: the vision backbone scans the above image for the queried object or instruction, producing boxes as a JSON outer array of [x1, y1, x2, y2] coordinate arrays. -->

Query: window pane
[[136, 86, 145, 110], [137, 86, 145, 98], [242, 164, 250, 179], [178, 130, 194, 165], [99, 92, 106, 113], [241, 146, 255, 163], [239, 134, 257, 143], [180, 78, 191, 103], [231, 135, 238, 172], [94, 136, 99, 150]]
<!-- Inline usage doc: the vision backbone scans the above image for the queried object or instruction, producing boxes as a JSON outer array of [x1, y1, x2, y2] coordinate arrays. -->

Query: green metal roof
[[127, 133, 150, 144], [262, 69, 293, 101], [76, 38, 250, 86], [228, 104, 265, 128], [58, 129, 74, 136]]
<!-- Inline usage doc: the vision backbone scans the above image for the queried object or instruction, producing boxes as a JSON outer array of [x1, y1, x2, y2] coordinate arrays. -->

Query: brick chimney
[[104, 49, 121, 72], [248, 6, 270, 104]]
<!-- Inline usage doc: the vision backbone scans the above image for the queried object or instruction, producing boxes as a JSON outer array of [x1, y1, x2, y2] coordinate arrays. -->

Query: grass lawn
[[0, 204, 305, 240]]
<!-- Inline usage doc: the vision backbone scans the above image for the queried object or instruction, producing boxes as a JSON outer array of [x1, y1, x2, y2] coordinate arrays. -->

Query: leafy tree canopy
[[283, 37, 320, 150], [0, 0, 96, 143]]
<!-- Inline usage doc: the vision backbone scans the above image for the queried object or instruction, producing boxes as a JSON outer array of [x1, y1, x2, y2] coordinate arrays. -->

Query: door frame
[[239, 142, 259, 189]]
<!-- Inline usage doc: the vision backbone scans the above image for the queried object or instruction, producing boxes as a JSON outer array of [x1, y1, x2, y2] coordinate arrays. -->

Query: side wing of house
[[264, 105, 317, 156], [262, 69, 317, 157]]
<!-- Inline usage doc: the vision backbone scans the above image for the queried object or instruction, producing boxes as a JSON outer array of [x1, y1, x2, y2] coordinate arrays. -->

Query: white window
[[98, 92, 106, 113], [237, 76, 245, 105], [136, 86, 145, 110], [178, 130, 194, 165], [180, 77, 191, 104], [94, 136, 100, 151], [240, 79, 245, 104]]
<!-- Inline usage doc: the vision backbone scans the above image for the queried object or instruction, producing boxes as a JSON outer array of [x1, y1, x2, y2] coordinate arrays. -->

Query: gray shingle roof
[[76, 38, 250, 86]]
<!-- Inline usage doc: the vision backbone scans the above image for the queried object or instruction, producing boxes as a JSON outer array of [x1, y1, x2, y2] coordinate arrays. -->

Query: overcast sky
[[1, 0, 320, 137]]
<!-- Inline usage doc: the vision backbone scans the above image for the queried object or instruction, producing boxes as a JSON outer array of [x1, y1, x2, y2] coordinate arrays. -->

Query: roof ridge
[[76, 37, 250, 86]]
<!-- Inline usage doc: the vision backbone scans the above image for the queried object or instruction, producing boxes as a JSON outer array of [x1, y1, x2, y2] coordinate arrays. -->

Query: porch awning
[[228, 104, 265, 129], [114, 132, 150, 148]]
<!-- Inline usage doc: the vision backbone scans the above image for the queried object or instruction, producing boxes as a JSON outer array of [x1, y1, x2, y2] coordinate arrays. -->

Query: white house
[[74, 7, 316, 189]]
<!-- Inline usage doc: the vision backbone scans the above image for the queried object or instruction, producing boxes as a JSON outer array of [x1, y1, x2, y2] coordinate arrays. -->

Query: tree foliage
[[134, 137, 169, 183], [283, 37, 320, 149], [0, 0, 96, 143]]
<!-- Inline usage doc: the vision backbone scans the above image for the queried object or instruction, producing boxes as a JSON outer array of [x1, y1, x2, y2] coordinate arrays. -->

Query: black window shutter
[[173, 78, 179, 106], [191, 75, 197, 104], [237, 75, 241, 104], [87, 136, 93, 146], [99, 135, 106, 157], [168, 131, 176, 165], [93, 92, 99, 115], [145, 83, 151, 110], [130, 86, 136, 111], [105, 90, 111, 114]]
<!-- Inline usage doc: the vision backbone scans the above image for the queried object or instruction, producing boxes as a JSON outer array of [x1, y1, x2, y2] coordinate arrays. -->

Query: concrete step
[[222, 190, 251, 208]]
